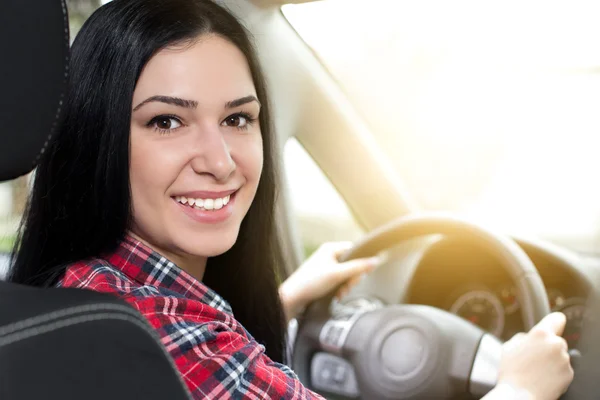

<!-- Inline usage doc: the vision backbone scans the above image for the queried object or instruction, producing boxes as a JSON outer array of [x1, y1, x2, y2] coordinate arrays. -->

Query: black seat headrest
[[0, 0, 69, 181], [0, 3, 191, 399]]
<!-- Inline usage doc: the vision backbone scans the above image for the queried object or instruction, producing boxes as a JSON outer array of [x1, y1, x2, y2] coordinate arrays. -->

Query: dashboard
[[404, 237, 594, 348]]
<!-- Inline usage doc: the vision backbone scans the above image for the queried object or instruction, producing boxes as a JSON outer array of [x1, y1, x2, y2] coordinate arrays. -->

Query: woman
[[10, 0, 573, 398]]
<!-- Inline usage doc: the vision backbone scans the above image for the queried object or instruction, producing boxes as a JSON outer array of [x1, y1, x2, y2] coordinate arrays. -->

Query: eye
[[148, 115, 182, 134], [221, 112, 255, 130]]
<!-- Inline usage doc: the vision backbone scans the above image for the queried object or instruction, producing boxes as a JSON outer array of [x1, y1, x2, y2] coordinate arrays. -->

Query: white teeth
[[174, 194, 233, 211]]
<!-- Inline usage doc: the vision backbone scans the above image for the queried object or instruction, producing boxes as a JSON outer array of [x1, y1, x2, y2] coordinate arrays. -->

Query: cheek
[[130, 135, 157, 197], [129, 131, 180, 213], [235, 134, 264, 185]]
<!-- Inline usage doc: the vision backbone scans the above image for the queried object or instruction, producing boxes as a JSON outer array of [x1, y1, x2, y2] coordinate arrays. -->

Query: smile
[[174, 194, 231, 211]]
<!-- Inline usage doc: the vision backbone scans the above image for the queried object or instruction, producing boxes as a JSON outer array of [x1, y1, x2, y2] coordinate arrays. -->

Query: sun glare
[[283, 0, 600, 250]]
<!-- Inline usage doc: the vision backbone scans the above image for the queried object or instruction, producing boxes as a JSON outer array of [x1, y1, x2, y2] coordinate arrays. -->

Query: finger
[[319, 241, 353, 251], [334, 257, 380, 282], [508, 332, 526, 342], [335, 272, 367, 300], [331, 242, 354, 260], [531, 312, 567, 336], [345, 273, 365, 290], [335, 283, 351, 300], [502, 332, 525, 351]]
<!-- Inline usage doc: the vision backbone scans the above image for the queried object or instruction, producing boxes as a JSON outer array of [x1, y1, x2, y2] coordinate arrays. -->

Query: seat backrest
[[0, 282, 191, 399], [0, 1, 190, 398]]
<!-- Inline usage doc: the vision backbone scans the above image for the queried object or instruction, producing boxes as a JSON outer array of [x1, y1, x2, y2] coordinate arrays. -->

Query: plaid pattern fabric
[[59, 235, 323, 399]]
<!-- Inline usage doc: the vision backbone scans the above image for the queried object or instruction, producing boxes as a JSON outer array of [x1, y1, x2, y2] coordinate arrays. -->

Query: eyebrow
[[133, 95, 260, 112], [133, 96, 198, 112], [225, 95, 261, 109]]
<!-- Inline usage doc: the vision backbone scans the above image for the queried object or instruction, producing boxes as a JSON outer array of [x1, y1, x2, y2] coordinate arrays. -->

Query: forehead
[[133, 35, 257, 106]]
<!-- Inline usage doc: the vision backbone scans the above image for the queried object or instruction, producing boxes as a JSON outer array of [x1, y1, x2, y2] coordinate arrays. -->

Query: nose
[[189, 125, 236, 181]]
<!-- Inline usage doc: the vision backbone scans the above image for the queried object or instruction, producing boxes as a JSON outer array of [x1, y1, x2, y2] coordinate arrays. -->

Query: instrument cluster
[[448, 285, 588, 347]]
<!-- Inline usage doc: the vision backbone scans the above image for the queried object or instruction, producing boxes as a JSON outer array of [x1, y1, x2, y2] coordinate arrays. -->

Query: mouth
[[170, 188, 240, 224], [171, 190, 237, 224], [173, 192, 234, 211]]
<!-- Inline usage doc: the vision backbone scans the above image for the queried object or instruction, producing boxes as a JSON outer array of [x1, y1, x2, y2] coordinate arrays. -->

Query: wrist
[[494, 382, 535, 400], [279, 282, 306, 321]]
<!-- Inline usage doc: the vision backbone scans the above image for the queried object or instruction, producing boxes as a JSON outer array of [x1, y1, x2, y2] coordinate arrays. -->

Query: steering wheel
[[293, 213, 550, 399]]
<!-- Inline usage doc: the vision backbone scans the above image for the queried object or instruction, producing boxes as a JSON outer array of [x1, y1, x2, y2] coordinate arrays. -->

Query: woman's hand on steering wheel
[[279, 242, 380, 321], [492, 312, 574, 400]]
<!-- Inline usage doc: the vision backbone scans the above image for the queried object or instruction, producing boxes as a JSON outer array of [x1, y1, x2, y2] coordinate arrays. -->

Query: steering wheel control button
[[381, 328, 427, 378], [310, 352, 359, 398], [320, 367, 331, 382], [319, 309, 370, 354], [333, 365, 347, 383], [320, 322, 346, 353]]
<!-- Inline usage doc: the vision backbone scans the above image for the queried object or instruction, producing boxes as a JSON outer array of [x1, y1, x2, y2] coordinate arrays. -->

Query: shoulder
[[60, 258, 235, 329], [60, 257, 159, 298]]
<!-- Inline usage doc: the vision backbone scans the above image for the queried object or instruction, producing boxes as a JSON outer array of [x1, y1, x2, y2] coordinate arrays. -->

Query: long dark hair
[[10, 0, 288, 363]]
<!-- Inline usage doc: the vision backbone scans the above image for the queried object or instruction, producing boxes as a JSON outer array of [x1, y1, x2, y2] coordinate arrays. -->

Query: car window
[[283, 138, 363, 257], [0, 177, 27, 254], [0, 184, 14, 255], [283, 0, 600, 253]]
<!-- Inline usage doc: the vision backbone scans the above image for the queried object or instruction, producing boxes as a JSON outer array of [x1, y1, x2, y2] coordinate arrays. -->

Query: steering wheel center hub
[[381, 327, 428, 378]]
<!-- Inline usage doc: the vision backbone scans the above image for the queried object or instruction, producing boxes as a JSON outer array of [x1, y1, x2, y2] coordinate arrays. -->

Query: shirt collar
[[104, 234, 233, 315]]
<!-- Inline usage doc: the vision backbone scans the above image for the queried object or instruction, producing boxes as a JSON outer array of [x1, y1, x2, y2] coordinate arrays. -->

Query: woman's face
[[129, 34, 263, 273]]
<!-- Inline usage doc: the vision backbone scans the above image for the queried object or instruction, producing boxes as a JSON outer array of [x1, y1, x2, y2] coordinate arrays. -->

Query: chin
[[177, 231, 239, 258]]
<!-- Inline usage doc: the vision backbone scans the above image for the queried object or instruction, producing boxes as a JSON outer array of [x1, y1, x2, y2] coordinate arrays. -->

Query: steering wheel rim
[[340, 212, 550, 327], [294, 212, 551, 399]]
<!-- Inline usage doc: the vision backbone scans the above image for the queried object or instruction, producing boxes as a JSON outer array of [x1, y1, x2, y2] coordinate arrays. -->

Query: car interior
[[2, 0, 600, 399]]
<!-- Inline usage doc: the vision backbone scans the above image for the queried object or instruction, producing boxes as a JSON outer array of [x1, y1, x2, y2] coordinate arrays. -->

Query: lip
[[172, 189, 238, 200], [172, 191, 237, 224]]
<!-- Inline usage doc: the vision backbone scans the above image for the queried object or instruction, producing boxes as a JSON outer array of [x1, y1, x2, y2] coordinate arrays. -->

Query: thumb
[[531, 312, 567, 336], [335, 256, 379, 282]]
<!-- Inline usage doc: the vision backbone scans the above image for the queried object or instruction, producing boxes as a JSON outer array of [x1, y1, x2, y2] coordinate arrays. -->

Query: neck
[[127, 231, 207, 281]]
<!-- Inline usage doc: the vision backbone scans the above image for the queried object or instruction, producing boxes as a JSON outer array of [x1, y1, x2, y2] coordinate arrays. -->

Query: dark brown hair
[[10, 0, 288, 363]]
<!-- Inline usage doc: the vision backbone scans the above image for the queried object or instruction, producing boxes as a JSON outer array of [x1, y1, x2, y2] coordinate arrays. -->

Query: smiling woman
[[7, 0, 379, 398], [9, 0, 299, 396]]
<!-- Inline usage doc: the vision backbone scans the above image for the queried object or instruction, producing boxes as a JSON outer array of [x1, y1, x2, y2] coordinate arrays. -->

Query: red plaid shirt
[[59, 235, 323, 399]]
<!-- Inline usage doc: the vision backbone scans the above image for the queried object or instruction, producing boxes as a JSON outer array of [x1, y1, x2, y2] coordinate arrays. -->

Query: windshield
[[283, 0, 600, 253]]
